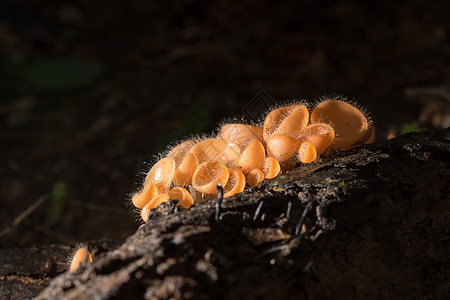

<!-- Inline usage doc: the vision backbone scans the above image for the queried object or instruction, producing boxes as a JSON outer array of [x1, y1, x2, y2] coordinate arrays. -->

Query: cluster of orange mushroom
[[132, 98, 375, 222]]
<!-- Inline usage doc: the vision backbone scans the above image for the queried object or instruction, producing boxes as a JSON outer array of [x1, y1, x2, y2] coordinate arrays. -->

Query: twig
[[0, 194, 49, 238]]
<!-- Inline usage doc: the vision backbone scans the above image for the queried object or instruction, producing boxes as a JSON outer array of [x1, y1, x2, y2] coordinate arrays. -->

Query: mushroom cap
[[299, 123, 335, 155], [223, 168, 246, 198], [218, 124, 263, 151], [141, 193, 170, 222], [190, 138, 241, 167], [166, 140, 197, 166], [172, 152, 198, 186], [247, 168, 265, 187], [298, 141, 317, 164], [266, 134, 300, 163], [145, 157, 176, 191], [238, 140, 266, 174], [310, 100, 368, 150], [192, 161, 229, 194], [69, 247, 92, 272], [262, 157, 281, 179], [131, 182, 161, 209], [263, 104, 309, 140], [168, 187, 194, 209]]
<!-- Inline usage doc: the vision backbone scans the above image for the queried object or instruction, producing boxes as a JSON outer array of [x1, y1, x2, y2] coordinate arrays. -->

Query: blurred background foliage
[[0, 0, 448, 247]]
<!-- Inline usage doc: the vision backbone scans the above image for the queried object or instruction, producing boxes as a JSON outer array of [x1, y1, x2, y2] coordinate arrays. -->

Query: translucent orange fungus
[[192, 161, 229, 194], [310, 99, 368, 151], [218, 124, 264, 151], [266, 134, 300, 162], [69, 247, 92, 272], [262, 157, 281, 179], [223, 168, 246, 198], [247, 169, 265, 187], [169, 187, 194, 209], [298, 141, 317, 163], [238, 140, 266, 174], [263, 104, 309, 140]]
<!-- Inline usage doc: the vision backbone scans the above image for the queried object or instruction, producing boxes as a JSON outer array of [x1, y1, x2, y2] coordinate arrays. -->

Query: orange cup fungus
[[238, 140, 266, 174], [131, 97, 374, 222], [141, 193, 170, 222], [168, 187, 194, 209], [266, 134, 300, 163], [247, 169, 265, 187], [192, 161, 229, 194], [310, 99, 370, 151], [131, 182, 161, 209], [145, 157, 176, 191], [218, 124, 263, 151], [223, 168, 246, 198], [263, 104, 309, 140], [298, 141, 318, 164], [69, 247, 92, 272], [190, 138, 241, 167], [262, 157, 281, 179], [299, 123, 335, 155]]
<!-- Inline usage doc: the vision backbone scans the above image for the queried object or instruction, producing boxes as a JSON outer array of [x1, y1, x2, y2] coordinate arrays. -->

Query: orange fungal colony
[[130, 97, 374, 222]]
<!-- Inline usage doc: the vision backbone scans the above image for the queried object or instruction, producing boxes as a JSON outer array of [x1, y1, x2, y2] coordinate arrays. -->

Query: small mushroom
[[247, 169, 265, 187], [310, 99, 368, 151], [298, 123, 335, 155], [262, 157, 281, 179], [238, 140, 266, 174], [131, 182, 161, 209], [298, 141, 317, 164], [145, 157, 176, 191], [218, 124, 263, 151], [192, 161, 229, 194], [263, 104, 309, 140], [223, 168, 246, 198], [190, 138, 241, 167], [172, 152, 198, 186], [141, 193, 170, 222], [168, 187, 194, 209], [266, 134, 300, 162], [69, 247, 92, 272]]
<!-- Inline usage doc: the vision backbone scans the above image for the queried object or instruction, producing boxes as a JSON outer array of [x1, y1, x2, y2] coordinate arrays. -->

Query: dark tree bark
[[2, 129, 449, 299]]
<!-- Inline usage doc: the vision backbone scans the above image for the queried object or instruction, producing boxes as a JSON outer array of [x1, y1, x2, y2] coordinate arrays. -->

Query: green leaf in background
[[400, 123, 422, 135], [23, 58, 103, 91], [45, 180, 67, 227]]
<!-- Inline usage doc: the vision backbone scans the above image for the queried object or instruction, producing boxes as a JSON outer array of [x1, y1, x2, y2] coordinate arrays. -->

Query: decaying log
[[9, 129, 450, 299]]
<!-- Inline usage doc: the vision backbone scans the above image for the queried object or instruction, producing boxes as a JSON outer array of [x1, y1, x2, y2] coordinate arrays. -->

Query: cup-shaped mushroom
[[190, 138, 241, 167], [266, 134, 300, 163], [69, 247, 92, 272], [172, 152, 198, 186], [192, 161, 229, 194], [141, 193, 170, 222], [353, 124, 376, 146], [263, 104, 309, 141], [223, 168, 246, 198], [298, 141, 317, 164], [218, 124, 264, 151], [145, 157, 176, 191], [247, 169, 265, 187], [238, 140, 266, 174], [131, 182, 161, 209], [262, 157, 281, 179], [298, 123, 335, 155], [168, 187, 194, 209], [166, 140, 197, 165], [310, 100, 368, 150]]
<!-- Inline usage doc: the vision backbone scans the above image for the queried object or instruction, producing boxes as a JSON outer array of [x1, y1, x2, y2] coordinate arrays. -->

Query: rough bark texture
[[3, 129, 450, 299]]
